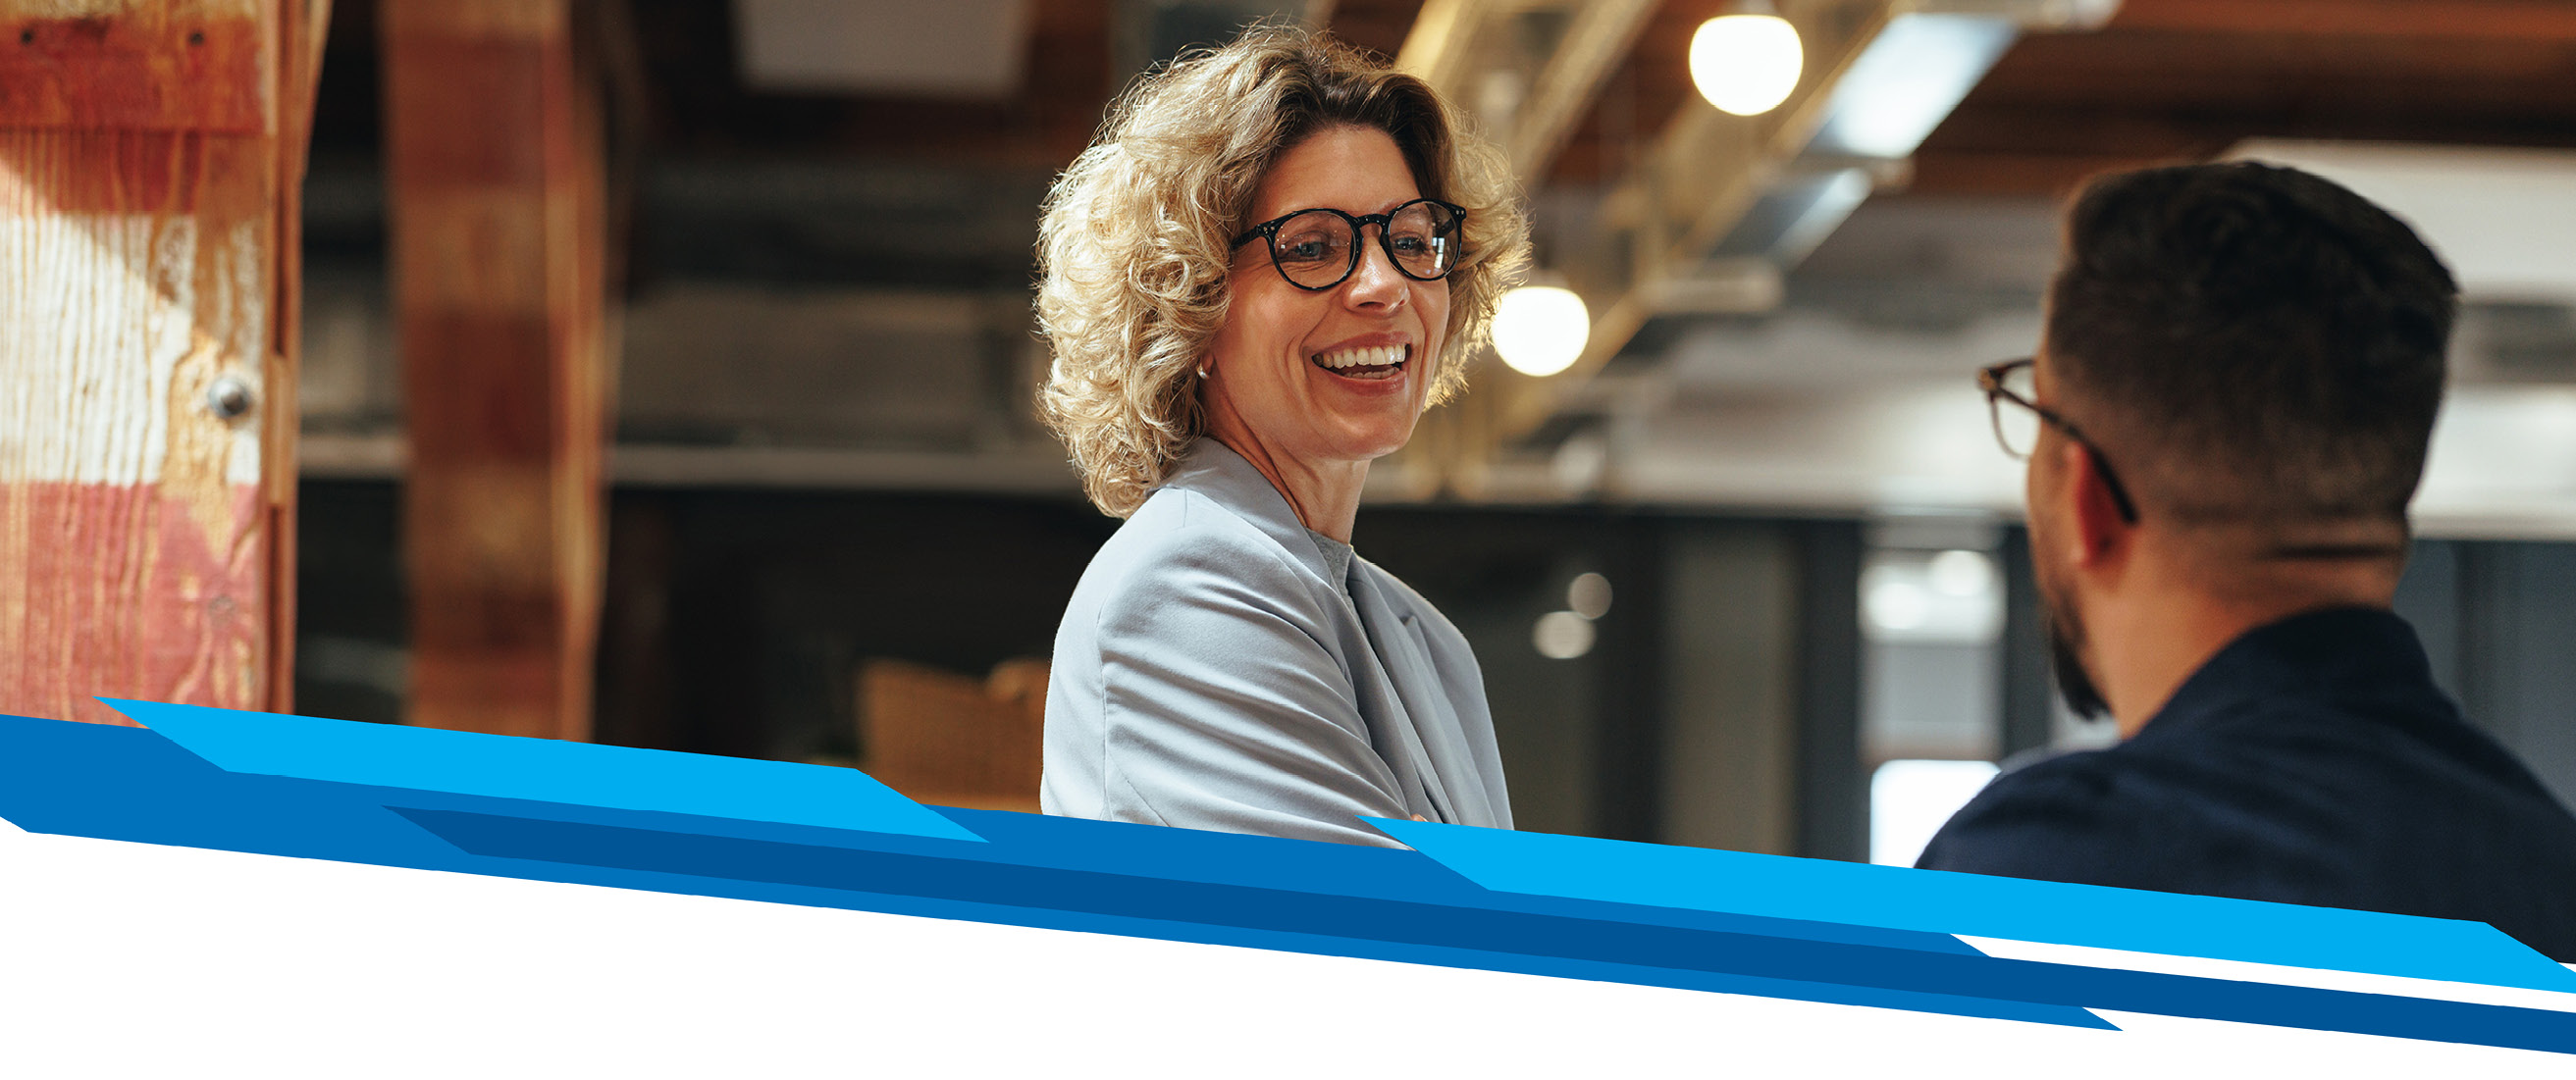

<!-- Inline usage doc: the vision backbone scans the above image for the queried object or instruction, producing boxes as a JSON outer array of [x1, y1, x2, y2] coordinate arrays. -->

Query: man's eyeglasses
[[1231, 198, 1466, 291], [1978, 357, 2140, 524]]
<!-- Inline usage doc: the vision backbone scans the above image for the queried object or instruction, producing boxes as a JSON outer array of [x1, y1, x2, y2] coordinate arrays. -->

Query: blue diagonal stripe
[[101, 698, 980, 843], [1368, 817, 2576, 994]]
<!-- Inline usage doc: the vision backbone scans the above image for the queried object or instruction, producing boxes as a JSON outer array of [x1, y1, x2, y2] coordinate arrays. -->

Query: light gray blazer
[[1041, 439, 1513, 847]]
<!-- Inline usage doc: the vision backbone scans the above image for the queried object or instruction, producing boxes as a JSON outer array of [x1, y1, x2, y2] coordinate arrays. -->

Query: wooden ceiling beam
[[1910, 5, 2576, 198], [1906, 151, 2207, 198], [1528, 0, 1903, 394], [1505, 0, 1661, 180], [1393, 0, 1660, 182], [1948, 31, 2576, 105], [1397, 0, 1913, 494], [1385, 0, 1668, 494], [1326, 0, 1429, 58], [2109, 0, 2576, 40]]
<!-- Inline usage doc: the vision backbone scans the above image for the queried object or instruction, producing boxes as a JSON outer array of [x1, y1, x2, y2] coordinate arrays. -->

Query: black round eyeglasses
[[1230, 198, 1466, 291]]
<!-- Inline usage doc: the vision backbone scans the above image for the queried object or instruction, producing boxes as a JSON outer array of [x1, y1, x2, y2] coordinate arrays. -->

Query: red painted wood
[[0, 2, 321, 725], [0, 483, 266, 727], [0, 7, 264, 132]]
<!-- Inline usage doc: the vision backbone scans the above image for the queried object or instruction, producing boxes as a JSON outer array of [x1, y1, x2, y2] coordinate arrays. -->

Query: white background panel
[[2, 817, 2569, 1077], [1959, 935, 2576, 1013]]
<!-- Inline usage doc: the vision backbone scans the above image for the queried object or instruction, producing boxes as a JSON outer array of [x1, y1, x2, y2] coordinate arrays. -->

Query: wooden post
[[0, 0, 325, 726], [382, 0, 608, 741]]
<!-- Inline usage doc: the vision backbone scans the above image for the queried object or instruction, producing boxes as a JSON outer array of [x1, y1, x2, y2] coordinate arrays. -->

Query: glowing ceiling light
[[1690, 14, 1804, 118], [1533, 610, 1597, 660], [1567, 572, 1613, 619], [1865, 579, 1929, 633], [1493, 284, 1590, 378], [1927, 548, 1995, 597]]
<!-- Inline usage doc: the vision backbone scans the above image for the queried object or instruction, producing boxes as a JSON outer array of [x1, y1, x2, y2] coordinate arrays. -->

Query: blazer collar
[[1163, 438, 1341, 586]]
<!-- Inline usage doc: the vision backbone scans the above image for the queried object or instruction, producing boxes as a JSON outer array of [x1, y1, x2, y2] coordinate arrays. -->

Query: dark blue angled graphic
[[0, 704, 2570, 1056]]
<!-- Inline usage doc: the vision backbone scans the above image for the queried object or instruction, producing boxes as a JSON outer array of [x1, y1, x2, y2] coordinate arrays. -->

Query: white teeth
[[1314, 344, 1407, 370]]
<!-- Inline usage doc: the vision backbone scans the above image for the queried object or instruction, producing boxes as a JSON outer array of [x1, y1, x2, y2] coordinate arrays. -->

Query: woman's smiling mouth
[[1310, 342, 1409, 381]]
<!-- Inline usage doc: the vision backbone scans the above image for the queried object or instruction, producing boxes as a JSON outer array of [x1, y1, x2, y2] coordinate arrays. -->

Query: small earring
[[1195, 365, 1210, 379]]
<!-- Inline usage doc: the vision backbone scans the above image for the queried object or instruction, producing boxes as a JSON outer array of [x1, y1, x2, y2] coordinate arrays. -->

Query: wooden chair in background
[[856, 658, 1047, 813]]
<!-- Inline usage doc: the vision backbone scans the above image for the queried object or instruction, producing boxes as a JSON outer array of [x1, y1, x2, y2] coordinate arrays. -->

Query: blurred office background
[[293, 0, 2576, 862]]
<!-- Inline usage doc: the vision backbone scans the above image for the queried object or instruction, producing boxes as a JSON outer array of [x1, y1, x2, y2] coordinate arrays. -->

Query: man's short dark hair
[[2046, 162, 2458, 525]]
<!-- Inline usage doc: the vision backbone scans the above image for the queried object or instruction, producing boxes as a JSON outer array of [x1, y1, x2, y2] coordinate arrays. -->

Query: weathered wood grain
[[0, 0, 319, 725], [384, 0, 607, 741], [0, 0, 265, 132]]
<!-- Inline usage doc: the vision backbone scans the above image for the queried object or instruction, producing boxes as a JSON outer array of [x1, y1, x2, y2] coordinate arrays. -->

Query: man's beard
[[2038, 568, 2113, 721]]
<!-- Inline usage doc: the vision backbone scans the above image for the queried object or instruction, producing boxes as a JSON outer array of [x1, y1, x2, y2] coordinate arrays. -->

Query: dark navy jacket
[[1918, 607, 2576, 962]]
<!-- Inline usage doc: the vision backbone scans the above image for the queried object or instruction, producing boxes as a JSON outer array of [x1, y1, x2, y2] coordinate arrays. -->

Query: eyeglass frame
[[1229, 197, 1468, 292], [1978, 357, 2140, 524]]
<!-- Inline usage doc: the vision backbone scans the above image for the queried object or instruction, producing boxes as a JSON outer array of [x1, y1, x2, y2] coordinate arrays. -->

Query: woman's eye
[[1278, 235, 1339, 263]]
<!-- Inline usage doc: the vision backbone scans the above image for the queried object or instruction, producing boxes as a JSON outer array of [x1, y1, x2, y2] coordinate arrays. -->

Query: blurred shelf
[[301, 433, 1083, 496]]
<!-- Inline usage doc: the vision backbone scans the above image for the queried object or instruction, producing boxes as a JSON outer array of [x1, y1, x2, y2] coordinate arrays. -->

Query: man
[[1916, 162, 2576, 962]]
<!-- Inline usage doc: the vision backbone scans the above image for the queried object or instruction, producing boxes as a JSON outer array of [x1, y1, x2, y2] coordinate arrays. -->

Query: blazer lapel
[[1346, 569, 1489, 827]]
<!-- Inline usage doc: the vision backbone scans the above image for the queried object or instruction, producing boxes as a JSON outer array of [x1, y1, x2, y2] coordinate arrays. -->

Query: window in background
[[1861, 518, 2006, 863], [1861, 521, 2003, 763], [1869, 758, 2000, 866]]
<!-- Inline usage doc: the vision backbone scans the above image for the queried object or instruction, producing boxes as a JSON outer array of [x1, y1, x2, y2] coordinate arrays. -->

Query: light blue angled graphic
[[1369, 818, 2576, 994], [103, 698, 983, 844]]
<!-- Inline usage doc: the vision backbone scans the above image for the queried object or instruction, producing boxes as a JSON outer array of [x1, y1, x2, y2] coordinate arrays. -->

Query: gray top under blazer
[[1041, 438, 1513, 847]]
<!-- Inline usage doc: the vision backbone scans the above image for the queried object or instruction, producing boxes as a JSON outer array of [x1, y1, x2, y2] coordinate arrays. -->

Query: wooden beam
[[1390, 0, 1660, 494], [1391, 0, 1658, 182], [1469, 0, 1905, 473], [1325, 0, 1426, 59], [2109, 0, 2576, 39], [1907, 149, 2197, 198], [1909, 14, 2576, 197], [384, 0, 610, 741], [1504, 0, 1660, 180], [1393, 0, 1477, 89], [0, 0, 324, 726]]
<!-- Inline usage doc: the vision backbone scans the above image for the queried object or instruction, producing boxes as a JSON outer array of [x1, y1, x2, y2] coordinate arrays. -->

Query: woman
[[1033, 26, 1529, 847]]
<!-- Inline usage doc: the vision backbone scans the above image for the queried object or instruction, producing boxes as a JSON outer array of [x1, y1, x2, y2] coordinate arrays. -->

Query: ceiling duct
[[2227, 140, 2576, 303], [1668, 4, 2053, 318], [2467, 302, 2576, 384], [1393, 0, 2120, 493], [732, 0, 1034, 98]]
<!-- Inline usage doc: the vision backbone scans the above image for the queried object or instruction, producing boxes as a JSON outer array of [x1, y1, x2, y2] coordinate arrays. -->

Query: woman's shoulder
[[1075, 486, 1337, 622], [1111, 484, 1293, 567]]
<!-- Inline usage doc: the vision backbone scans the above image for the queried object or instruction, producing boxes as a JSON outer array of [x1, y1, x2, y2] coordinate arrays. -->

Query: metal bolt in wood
[[206, 375, 256, 422]]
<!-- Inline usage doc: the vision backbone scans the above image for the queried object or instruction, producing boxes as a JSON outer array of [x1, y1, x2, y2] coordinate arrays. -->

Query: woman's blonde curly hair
[[1035, 24, 1530, 518]]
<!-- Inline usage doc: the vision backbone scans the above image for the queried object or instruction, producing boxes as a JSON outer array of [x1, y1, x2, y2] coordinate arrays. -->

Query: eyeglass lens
[[1990, 363, 2042, 459], [1267, 202, 1459, 288]]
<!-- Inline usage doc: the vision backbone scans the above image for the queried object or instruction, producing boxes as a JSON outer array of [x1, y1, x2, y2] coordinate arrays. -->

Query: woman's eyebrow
[[1266, 197, 1424, 217]]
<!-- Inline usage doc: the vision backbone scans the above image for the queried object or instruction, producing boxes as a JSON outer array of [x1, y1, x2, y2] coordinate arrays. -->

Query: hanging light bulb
[[1493, 284, 1589, 378], [1690, 13, 1804, 117]]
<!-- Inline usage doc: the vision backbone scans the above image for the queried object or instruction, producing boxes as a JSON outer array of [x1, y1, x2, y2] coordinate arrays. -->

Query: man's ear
[[2056, 437, 2132, 569]]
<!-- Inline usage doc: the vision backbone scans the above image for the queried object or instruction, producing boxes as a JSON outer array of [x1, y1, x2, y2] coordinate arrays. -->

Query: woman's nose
[[1342, 230, 1409, 310]]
